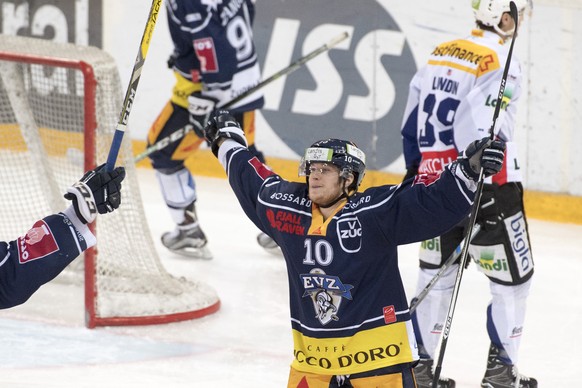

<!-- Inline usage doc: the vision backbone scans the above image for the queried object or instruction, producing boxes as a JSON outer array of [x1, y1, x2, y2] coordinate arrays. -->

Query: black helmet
[[299, 138, 366, 191]]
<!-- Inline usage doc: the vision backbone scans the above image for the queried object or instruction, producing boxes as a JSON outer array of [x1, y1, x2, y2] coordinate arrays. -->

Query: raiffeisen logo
[[254, 1, 417, 169]]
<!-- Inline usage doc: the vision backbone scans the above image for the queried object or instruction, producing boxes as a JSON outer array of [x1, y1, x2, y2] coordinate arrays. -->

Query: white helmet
[[472, 0, 529, 36]]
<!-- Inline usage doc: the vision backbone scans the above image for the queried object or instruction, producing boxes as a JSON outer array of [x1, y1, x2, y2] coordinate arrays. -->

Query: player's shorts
[[146, 102, 262, 171], [287, 364, 417, 388], [419, 182, 534, 285]]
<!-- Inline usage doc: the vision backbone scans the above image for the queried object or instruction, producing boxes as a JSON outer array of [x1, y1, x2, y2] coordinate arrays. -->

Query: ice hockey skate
[[480, 344, 537, 388], [414, 359, 456, 388], [161, 222, 212, 260], [257, 232, 283, 257]]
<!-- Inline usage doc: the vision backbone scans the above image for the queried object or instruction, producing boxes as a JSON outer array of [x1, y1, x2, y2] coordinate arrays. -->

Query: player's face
[[307, 163, 345, 205]]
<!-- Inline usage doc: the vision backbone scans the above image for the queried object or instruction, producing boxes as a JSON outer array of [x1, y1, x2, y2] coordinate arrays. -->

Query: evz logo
[[337, 217, 362, 253], [301, 268, 354, 325]]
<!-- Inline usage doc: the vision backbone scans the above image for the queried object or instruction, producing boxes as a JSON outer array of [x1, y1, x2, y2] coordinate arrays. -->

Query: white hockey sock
[[413, 265, 458, 359], [155, 169, 197, 225], [488, 278, 532, 364]]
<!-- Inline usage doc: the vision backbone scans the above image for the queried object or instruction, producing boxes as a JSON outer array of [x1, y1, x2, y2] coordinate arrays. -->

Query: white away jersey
[[401, 29, 523, 185]]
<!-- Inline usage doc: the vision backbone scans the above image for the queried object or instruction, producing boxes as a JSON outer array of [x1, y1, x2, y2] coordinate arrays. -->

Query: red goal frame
[[0, 49, 220, 328]]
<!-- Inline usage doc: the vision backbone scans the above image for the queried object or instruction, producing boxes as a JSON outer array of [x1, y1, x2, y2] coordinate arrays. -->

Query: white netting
[[0, 35, 219, 326]]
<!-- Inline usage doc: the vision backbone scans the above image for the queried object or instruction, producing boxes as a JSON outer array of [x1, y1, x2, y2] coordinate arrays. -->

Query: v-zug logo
[[337, 217, 363, 253], [254, 0, 417, 169]]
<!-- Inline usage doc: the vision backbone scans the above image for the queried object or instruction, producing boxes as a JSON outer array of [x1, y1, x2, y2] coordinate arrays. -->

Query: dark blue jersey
[[217, 141, 476, 375], [0, 208, 95, 309], [166, 0, 263, 111]]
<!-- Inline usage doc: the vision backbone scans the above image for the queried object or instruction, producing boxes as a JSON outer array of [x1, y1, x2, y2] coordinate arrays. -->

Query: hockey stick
[[105, 0, 163, 171], [431, 3, 519, 386], [409, 224, 481, 315], [134, 31, 350, 163]]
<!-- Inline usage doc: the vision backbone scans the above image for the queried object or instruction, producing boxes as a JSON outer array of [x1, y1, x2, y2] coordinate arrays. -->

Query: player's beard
[[309, 178, 346, 209]]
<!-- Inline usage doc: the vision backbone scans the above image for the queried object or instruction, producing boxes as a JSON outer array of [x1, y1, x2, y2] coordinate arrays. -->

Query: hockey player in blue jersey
[[0, 165, 125, 309], [203, 111, 505, 388], [146, 0, 265, 260]]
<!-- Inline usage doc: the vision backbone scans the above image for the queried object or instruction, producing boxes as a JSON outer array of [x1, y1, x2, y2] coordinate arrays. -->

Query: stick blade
[[509, 1, 519, 33]]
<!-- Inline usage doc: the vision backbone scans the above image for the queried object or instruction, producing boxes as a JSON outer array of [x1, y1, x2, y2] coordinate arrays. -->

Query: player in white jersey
[[146, 0, 265, 259], [400, 1, 536, 387]]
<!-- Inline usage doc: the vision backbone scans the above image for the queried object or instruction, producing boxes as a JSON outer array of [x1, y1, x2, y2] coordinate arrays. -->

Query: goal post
[[0, 35, 220, 328]]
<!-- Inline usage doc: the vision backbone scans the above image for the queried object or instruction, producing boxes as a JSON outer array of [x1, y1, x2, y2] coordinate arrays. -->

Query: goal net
[[0, 35, 220, 328]]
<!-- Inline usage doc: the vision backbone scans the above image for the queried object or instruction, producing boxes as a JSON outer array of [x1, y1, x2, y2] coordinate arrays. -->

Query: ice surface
[[1, 169, 580, 387]]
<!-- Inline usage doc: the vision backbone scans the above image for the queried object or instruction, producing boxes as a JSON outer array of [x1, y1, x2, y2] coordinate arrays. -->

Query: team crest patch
[[301, 268, 353, 325], [17, 220, 59, 264], [336, 217, 362, 253]]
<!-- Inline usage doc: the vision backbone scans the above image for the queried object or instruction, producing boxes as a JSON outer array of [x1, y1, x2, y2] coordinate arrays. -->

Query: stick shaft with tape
[[106, 0, 163, 171]]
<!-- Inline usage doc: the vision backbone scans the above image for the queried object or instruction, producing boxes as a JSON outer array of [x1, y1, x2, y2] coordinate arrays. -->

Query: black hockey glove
[[456, 137, 505, 181], [402, 163, 419, 182], [204, 110, 248, 156], [188, 92, 218, 138], [64, 164, 126, 224], [476, 185, 502, 231], [167, 52, 177, 69]]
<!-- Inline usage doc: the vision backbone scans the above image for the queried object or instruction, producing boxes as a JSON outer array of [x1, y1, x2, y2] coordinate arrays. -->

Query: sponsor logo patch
[[431, 323, 443, 334], [266, 209, 305, 235], [506, 211, 533, 278], [336, 217, 362, 253], [418, 150, 457, 174], [510, 326, 523, 338], [383, 305, 396, 324], [479, 54, 496, 72], [193, 37, 219, 73], [470, 244, 512, 283]]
